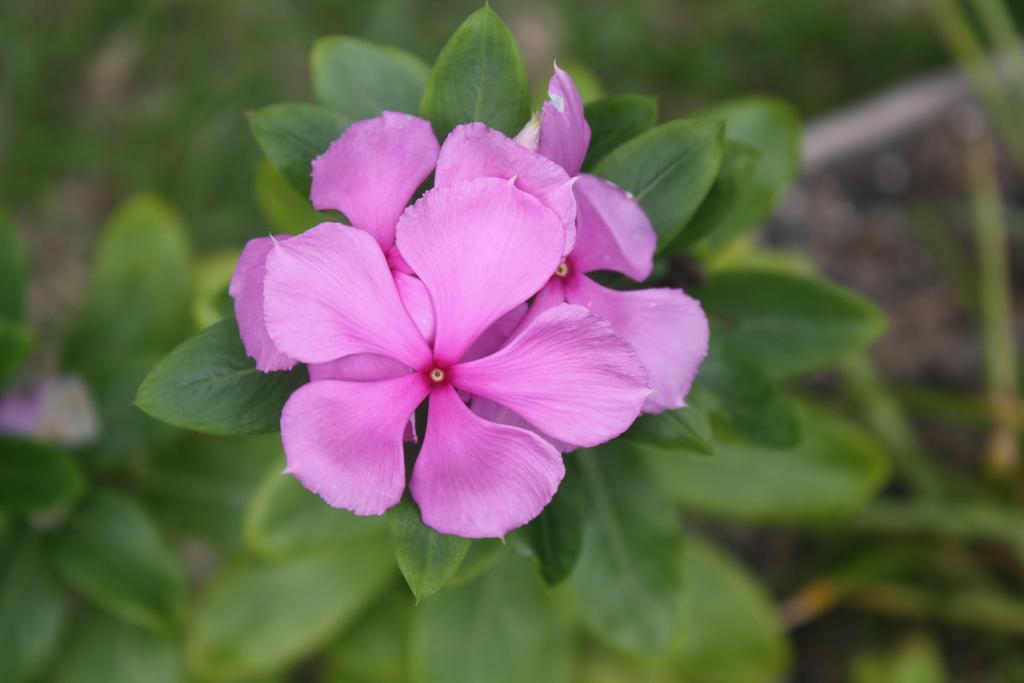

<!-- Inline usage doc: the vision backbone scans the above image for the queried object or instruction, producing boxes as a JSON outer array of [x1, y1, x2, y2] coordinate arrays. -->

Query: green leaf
[[48, 490, 185, 631], [675, 535, 790, 683], [666, 141, 760, 252], [627, 387, 713, 457], [851, 636, 947, 683], [522, 459, 585, 585], [187, 539, 396, 682], [244, 461, 385, 558], [0, 212, 27, 321], [143, 434, 283, 550], [411, 551, 570, 683], [136, 319, 308, 436], [326, 592, 411, 683], [192, 250, 240, 330], [582, 95, 658, 171], [698, 336, 801, 448], [444, 538, 504, 588], [255, 161, 324, 233], [0, 318, 33, 387], [0, 436, 83, 514], [387, 496, 470, 602], [697, 267, 886, 379], [63, 195, 191, 369], [312, 35, 429, 119], [0, 530, 66, 683], [419, 6, 529, 139], [700, 97, 801, 245], [644, 402, 890, 522], [55, 609, 182, 683], [568, 449, 683, 656], [249, 103, 352, 197], [593, 118, 724, 249]]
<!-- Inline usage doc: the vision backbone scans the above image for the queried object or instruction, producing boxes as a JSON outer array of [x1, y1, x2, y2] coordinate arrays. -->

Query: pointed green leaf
[[244, 461, 385, 558], [666, 141, 760, 251], [188, 538, 395, 682], [0, 530, 66, 683], [255, 161, 324, 233], [698, 336, 800, 448], [312, 36, 429, 119], [250, 103, 352, 197], [387, 496, 470, 602], [522, 460, 585, 585], [851, 636, 947, 683], [593, 118, 724, 249], [55, 609, 182, 683], [582, 95, 658, 171], [568, 449, 683, 655], [411, 551, 570, 683], [645, 402, 890, 522], [419, 6, 529, 139], [627, 388, 713, 457], [675, 535, 790, 683], [697, 267, 886, 379], [0, 436, 83, 514], [48, 490, 185, 631], [700, 97, 801, 245], [136, 319, 308, 436]]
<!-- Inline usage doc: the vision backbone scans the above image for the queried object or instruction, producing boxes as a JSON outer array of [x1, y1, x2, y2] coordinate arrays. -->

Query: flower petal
[[452, 303, 649, 447], [264, 223, 432, 368], [435, 123, 576, 254], [393, 271, 435, 345], [281, 374, 428, 515], [461, 303, 527, 362], [395, 178, 565, 365], [229, 236, 297, 372], [410, 384, 564, 538], [565, 275, 708, 412], [308, 354, 412, 382], [471, 396, 574, 453], [537, 64, 591, 176], [569, 174, 656, 282], [310, 112, 438, 250]]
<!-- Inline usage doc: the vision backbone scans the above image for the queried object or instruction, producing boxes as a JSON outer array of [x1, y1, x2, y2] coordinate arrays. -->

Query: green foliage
[[627, 388, 714, 457], [0, 436, 82, 514], [326, 593, 411, 683], [55, 609, 183, 683], [48, 490, 185, 631], [522, 459, 585, 585], [244, 461, 385, 558], [255, 161, 324, 233], [135, 319, 308, 436], [410, 551, 570, 683], [62, 196, 192, 461], [850, 636, 948, 683], [593, 118, 724, 249], [0, 214, 31, 386], [698, 266, 886, 379], [387, 496, 470, 602], [143, 434, 283, 550], [419, 6, 530, 139], [645, 402, 890, 522], [250, 104, 352, 197], [0, 530, 66, 683], [698, 337, 801, 448], [568, 449, 684, 656], [699, 97, 801, 245], [313, 36, 430, 120], [187, 539, 395, 682], [675, 535, 790, 683], [582, 95, 659, 170]]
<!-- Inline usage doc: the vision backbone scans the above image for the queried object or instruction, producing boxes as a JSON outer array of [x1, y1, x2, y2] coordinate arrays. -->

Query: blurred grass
[[1, 0, 964, 249]]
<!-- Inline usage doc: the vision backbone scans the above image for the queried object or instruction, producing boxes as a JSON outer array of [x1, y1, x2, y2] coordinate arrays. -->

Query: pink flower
[[230, 112, 440, 373], [447, 65, 710, 412], [262, 178, 649, 538]]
